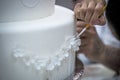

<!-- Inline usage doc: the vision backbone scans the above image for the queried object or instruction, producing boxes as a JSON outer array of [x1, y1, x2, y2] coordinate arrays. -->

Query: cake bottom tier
[[0, 52, 75, 80]]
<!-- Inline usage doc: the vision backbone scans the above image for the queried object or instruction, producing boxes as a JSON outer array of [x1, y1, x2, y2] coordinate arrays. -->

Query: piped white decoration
[[20, 0, 40, 8], [13, 35, 81, 71]]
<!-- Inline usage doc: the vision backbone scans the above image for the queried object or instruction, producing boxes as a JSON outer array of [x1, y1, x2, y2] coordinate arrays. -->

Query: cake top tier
[[0, 0, 55, 22]]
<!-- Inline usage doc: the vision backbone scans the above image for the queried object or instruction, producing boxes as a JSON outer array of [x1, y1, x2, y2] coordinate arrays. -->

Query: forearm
[[100, 45, 120, 72]]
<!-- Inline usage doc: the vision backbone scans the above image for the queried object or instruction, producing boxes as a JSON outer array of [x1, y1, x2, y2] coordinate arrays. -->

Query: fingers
[[80, 26, 96, 39], [76, 21, 86, 28], [76, 21, 86, 33], [74, 0, 106, 25], [78, 27, 97, 54], [74, 3, 82, 19], [79, 1, 87, 20], [74, 0, 106, 57], [74, 1, 87, 20], [85, 0, 95, 23], [89, 1, 105, 24]]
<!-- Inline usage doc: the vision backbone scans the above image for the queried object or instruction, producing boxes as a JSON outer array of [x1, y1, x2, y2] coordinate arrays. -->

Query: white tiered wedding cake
[[0, 0, 81, 80]]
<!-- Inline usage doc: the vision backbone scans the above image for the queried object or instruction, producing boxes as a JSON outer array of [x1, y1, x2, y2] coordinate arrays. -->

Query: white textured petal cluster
[[13, 36, 81, 71]]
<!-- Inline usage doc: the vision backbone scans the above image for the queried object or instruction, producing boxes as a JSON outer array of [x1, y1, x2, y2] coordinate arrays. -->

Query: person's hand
[[74, 0, 106, 25], [76, 21, 105, 61]]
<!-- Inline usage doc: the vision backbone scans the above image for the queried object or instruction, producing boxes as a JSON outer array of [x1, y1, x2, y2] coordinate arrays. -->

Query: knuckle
[[80, 8, 87, 12], [88, 7, 94, 12], [76, 27, 82, 33], [95, 7, 100, 12]]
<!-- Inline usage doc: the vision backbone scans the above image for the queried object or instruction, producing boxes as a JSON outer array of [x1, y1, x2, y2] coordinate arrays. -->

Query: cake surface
[[0, 0, 55, 22], [0, 5, 81, 80]]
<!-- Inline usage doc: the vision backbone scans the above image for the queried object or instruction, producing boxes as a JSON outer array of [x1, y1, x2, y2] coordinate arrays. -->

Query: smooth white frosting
[[0, 0, 55, 22], [0, 5, 79, 80]]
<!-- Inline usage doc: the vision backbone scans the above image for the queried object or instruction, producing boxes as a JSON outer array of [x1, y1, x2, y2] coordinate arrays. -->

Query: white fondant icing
[[0, 5, 80, 80], [0, 0, 55, 22]]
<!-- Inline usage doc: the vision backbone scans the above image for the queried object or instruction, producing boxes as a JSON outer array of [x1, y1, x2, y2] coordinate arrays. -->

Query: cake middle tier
[[0, 5, 81, 80]]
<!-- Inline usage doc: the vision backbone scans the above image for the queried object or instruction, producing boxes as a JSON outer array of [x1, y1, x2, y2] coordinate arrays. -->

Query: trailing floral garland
[[12, 35, 81, 71]]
